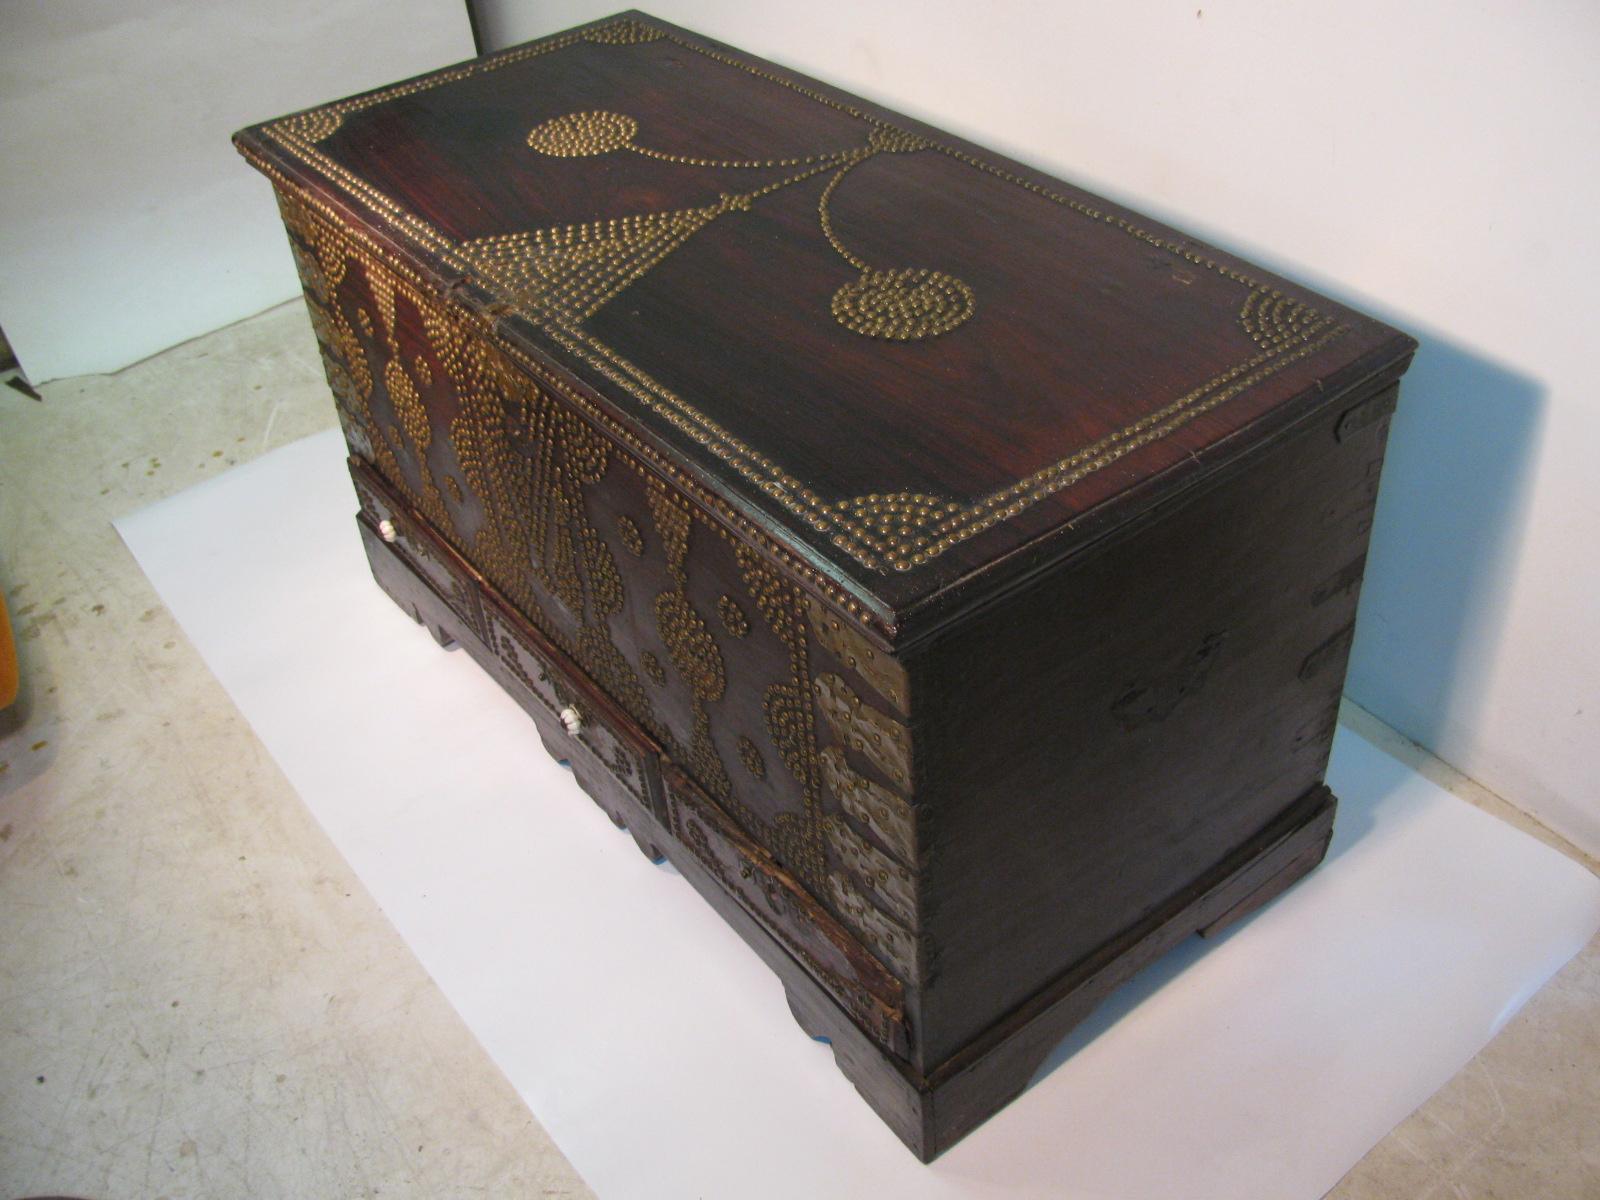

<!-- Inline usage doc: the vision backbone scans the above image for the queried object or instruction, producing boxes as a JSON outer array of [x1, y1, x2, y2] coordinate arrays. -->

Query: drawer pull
[[558, 705, 584, 736], [377, 517, 398, 544]]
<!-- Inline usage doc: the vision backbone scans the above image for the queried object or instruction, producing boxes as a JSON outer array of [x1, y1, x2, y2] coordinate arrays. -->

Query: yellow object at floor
[[0, 590, 16, 708]]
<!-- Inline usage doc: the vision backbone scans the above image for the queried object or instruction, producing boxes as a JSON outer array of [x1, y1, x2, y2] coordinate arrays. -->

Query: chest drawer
[[665, 765, 909, 1057], [354, 455, 668, 855], [351, 458, 485, 644], [485, 599, 667, 849]]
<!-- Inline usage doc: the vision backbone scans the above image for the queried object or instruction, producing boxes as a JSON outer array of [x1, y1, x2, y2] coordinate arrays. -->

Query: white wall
[[478, 1, 1600, 855], [0, 1, 475, 382]]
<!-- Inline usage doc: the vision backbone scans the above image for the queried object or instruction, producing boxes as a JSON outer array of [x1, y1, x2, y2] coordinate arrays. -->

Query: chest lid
[[235, 10, 1414, 645]]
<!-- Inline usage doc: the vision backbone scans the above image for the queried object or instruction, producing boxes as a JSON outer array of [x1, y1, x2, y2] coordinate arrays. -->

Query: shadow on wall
[[1112, 202, 1548, 775], [1342, 332, 1545, 764]]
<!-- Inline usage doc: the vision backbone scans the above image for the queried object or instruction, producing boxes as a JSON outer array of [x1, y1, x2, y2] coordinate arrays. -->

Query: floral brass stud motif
[[524, 108, 974, 341]]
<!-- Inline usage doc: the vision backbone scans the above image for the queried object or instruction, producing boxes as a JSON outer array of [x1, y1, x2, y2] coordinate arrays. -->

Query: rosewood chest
[[236, 11, 1415, 1161]]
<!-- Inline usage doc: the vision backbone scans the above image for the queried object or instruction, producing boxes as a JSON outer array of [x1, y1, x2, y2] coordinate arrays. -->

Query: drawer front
[[350, 459, 484, 642], [352, 455, 665, 835], [485, 600, 665, 827], [665, 766, 908, 1056]]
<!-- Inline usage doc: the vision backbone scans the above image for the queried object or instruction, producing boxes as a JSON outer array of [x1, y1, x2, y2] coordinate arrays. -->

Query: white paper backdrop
[[118, 430, 1600, 1200]]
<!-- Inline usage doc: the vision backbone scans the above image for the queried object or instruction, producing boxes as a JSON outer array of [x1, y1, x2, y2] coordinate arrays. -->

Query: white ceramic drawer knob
[[558, 705, 583, 736], [377, 518, 398, 544]]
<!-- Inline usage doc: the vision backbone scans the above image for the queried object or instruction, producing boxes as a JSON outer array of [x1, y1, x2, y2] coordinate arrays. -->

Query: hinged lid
[[236, 10, 1414, 646]]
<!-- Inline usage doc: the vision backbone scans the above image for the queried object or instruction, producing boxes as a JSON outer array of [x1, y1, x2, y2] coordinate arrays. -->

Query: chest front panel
[[275, 182, 922, 1009]]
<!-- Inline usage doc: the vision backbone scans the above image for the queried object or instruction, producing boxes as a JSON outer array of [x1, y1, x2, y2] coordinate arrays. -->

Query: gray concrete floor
[[0, 302, 1594, 1198]]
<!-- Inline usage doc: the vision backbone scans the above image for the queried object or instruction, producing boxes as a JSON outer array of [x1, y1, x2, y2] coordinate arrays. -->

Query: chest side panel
[[908, 387, 1395, 1067]]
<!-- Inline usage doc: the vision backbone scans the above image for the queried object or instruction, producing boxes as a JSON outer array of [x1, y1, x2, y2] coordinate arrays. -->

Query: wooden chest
[[236, 11, 1414, 1160]]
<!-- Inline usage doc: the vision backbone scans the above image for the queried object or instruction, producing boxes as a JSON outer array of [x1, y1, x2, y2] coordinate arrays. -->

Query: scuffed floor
[[0, 301, 1593, 1198], [0, 302, 592, 1199]]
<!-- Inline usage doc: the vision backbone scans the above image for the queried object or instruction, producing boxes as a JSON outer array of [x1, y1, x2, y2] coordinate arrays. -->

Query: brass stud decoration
[[527, 110, 638, 157], [717, 594, 750, 639], [831, 268, 975, 341], [616, 514, 645, 557], [738, 735, 767, 780]]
